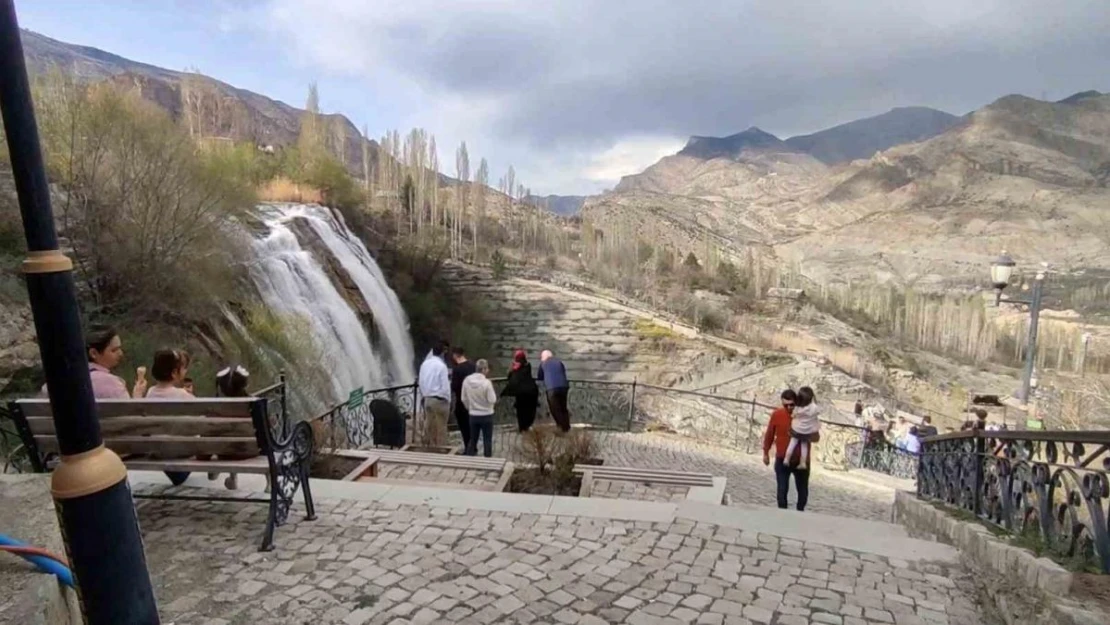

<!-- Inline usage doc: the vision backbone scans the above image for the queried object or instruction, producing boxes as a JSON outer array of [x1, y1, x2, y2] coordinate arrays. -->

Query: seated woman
[[40, 326, 148, 399], [145, 349, 194, 486]]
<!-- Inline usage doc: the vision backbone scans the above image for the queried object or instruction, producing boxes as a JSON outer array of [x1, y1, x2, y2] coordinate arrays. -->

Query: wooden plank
[[354, 477, 492, 491], [17, 398, 256, 418], [337, 448, 506, 471], [572, 465, 712, 480], [579, 469, 595, 497], [123, 457, 269, 474], [341, 455, 381, 481], [36, 435, 260, 458], [28, 416, 255, 438], [493, 462, 515, 493], [375, 451, 505, 470], [591, 474, 714, 487]]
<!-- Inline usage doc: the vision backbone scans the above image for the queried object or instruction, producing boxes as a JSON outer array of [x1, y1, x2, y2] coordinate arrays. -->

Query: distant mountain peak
[[679, 127, 793, 160], [1058, 90, 1104, 105], [784, 107, 960, 164]]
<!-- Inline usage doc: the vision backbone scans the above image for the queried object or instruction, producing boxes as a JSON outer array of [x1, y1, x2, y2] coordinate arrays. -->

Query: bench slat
[[17, 398, 256, 418], [124, 457, 269, 474], [28, 416, 255, 438], [35, 435, 260, 458]]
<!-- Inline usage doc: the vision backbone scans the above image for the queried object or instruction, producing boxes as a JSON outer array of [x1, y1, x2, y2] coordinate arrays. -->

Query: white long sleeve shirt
[[418, 354, 450, 401], [461, 373, 498, 416]]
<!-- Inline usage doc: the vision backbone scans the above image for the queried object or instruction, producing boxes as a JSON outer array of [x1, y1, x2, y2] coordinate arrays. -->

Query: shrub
[[519, 425, 564, 473], [491, 249, 508, 280]]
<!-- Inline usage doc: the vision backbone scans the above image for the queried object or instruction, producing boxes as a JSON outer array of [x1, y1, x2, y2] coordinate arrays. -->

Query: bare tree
[[455, 142, 470, 259], [474, 158, 489, 259]]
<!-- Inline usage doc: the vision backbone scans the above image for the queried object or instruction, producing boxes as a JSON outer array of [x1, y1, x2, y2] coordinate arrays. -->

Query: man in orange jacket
[[763, 389, 819, 511]]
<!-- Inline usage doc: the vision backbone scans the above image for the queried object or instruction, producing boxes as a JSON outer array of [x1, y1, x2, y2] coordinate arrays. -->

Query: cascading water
[[243, 203, 414, 402]]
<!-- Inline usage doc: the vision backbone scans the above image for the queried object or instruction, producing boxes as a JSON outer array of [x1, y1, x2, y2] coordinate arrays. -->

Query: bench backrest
[[11, 398, 269, 467]]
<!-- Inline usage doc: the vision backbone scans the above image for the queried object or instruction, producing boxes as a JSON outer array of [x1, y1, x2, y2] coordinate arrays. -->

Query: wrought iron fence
[[310, 382, 418, 450], [306, 375, 918, 479], [918, 429, 1110, 573]]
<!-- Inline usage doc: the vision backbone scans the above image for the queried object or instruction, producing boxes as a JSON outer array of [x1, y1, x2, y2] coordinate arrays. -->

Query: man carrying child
[[762, 388, 822, 511]]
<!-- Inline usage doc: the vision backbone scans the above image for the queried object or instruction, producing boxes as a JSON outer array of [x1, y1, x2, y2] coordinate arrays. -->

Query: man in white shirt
[[417, 341, 451, 447]]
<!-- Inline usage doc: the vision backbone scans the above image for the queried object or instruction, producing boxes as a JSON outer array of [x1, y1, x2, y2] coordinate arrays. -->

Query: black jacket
[[502, 363, 539, 398]]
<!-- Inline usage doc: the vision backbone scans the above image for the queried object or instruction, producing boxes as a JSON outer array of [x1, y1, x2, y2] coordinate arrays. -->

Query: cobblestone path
[[451, 428, 901, 522], [140, 495, 986, 625]]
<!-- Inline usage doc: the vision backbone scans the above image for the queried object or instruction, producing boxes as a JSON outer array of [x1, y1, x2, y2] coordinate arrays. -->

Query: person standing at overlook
[[450, 347, 477, 451], [538, 350, 571, 432], [418, 340, 451, 446], [502, 350, 540, 432]]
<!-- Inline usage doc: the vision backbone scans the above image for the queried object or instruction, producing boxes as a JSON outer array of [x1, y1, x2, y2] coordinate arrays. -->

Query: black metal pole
[[1018, 274, 1044, 405], [0, 3, 160, 623]]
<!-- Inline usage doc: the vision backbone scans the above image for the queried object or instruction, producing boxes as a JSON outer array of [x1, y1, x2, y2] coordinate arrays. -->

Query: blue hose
[[0, 533, 75, 588]]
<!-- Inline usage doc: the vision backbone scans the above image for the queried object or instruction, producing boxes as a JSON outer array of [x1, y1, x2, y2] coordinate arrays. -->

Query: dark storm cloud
[[312, 0, 1110, 144]]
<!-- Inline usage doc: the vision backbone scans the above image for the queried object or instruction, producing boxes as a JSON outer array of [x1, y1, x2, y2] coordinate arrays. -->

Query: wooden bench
[[7, 393, 316, 551], [573, 465, 716, 497]]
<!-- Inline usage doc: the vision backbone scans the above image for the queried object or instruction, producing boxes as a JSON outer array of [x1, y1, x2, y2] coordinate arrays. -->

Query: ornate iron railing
[[311, 382, 418, 450], [918, 429, 1110, 573]]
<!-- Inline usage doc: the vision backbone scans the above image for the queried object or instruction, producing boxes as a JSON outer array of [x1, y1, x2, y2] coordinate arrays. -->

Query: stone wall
[[442, 264, 751, 385], [0, 475, 81, 625], [893, 491, 1106, 625]]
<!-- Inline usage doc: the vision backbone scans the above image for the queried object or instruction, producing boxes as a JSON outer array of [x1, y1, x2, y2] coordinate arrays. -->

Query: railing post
[[411, 381, 420, 445], [626, 379, 637, 432], [745, 394, 757, 454], [972, 432, 986, 516], [279, 369, 288, 437]]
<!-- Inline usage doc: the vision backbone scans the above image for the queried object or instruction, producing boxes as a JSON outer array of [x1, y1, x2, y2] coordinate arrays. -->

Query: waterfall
[[243, 203, 414, 402]]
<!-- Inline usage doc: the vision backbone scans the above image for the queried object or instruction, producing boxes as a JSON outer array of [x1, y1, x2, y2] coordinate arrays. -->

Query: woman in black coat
[[502, 350, 540, 432]]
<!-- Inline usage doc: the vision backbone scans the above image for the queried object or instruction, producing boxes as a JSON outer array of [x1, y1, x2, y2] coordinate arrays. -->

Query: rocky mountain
[[585, 92, 1110, 289], [678, 127, 799, 160], [784, 107, 962, 164], [526, 194, 587, 217], [20, 30, 379, 174]]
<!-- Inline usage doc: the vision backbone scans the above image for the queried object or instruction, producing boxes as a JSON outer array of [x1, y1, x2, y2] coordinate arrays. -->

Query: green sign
[[1025, 418, 1044, 430], [347, 386, 365, 410]]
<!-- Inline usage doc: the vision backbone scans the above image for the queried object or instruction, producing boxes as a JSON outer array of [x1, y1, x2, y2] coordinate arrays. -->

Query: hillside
[[526, 194, 586, 217], [20, 29, 380, 174], [586, 92, 1110, 289], [784, 107, 962, 164]]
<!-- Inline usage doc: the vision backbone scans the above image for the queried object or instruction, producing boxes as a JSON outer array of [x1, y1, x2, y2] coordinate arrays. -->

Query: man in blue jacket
[[538, 349, 571, 432]]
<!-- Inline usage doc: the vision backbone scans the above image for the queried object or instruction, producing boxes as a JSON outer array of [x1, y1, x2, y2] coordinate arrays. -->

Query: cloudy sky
[[17, 0, 1110, 194]]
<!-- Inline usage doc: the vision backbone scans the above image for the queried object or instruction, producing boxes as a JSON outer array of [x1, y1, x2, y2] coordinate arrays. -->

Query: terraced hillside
[[441, 264, 751, 385]]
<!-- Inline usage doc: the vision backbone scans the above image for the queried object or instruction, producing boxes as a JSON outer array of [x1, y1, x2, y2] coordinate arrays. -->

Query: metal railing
[[918, 429, 1110, 573], [305, 376, 920, 479]]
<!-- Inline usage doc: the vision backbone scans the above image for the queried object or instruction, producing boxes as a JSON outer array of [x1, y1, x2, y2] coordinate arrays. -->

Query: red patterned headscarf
[[511, 349, 527, 371]]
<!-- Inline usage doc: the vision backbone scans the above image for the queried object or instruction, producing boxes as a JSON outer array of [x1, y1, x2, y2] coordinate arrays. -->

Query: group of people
[[417, 342, 572, 457], [853, 399, 940, 454], [42, 326, 253, 489]]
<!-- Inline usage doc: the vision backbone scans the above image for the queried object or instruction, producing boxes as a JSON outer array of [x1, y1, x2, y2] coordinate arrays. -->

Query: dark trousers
[[453, 398, 472, 449], [165, 471, 190, 485], [547, 388, 571, 432], [466, 414, 494, 457], [774, 457, 810, 511], [515, 392, 538, 432]]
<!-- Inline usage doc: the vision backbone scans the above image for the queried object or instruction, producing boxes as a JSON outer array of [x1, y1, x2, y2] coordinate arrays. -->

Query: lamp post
[[989, 251, 1045, 406], [0, 2, 159, 623]]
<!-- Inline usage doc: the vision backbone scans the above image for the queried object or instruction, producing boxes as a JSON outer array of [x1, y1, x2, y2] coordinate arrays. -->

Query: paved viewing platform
[[122, 424, 972, 625], [134, 478, 976, 625]]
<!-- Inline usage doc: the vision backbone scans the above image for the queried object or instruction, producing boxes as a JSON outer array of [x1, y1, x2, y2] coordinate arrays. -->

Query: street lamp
[[0, 2, 159, 623], [989, 251, 1045, 406]]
